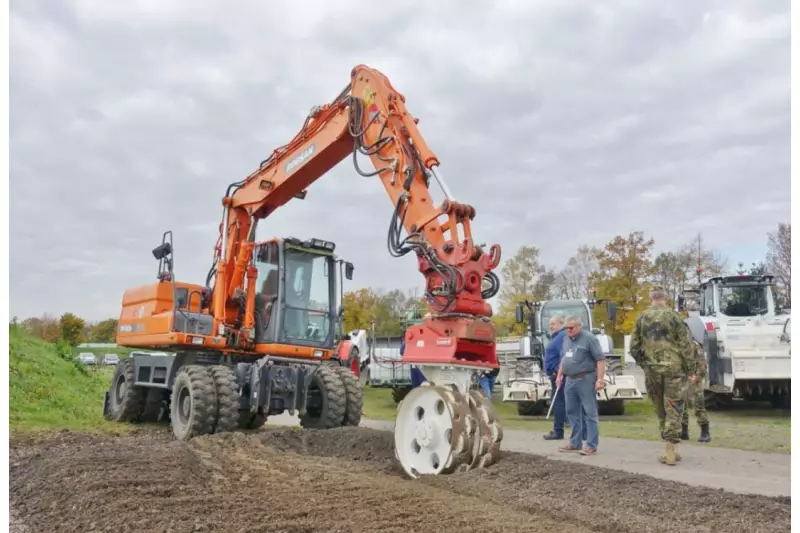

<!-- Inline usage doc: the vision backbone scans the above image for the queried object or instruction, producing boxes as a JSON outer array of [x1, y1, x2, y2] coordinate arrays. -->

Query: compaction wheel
[[394, 379, 503, 478]]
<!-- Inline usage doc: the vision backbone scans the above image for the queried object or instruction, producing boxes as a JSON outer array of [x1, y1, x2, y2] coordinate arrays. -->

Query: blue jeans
[[565, 373, 599, 450], [410, 367, 426, 387], [478, 375, 494, 400], [549, 375, 566, 436]]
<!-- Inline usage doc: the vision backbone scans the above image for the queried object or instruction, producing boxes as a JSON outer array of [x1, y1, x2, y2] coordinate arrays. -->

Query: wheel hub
[[414, 420, 436, 447]]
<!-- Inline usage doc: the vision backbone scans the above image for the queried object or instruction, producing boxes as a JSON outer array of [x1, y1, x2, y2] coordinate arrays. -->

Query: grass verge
[[9, 328, 129, 436], [362, 386, 791, 454]]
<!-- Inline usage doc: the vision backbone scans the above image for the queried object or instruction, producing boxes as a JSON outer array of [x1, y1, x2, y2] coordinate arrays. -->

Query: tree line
[[11, 288, 429, 346], [12, 222, 790, 345], [495, 222, 790, 337], [11, 313, 118, 347]]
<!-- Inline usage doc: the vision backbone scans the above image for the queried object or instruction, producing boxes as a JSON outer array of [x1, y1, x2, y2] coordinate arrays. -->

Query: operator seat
[[255, 269, 279, 340]]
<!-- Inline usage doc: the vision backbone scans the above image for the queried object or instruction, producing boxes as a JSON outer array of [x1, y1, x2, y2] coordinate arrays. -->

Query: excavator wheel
[[331, 365, 363, 427], [299, 363, 346, 429], [104, 358, 147, 422], [169, 365, 216, 441], [394, 381, 479, 478], [208, 365, 240, 434]]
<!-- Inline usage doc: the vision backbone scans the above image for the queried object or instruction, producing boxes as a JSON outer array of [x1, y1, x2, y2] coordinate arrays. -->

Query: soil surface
[[10, 426, 790, 533]]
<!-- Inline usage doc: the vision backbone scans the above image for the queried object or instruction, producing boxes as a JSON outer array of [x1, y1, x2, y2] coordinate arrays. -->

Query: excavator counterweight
[[104, 65, 504, 477]]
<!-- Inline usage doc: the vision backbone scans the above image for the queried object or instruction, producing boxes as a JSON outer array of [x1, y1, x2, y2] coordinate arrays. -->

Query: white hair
[[565, 315, 582, 326]]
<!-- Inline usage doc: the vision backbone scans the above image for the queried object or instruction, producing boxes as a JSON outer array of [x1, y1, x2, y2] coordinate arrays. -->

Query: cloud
[[9, 0, 790, 321]]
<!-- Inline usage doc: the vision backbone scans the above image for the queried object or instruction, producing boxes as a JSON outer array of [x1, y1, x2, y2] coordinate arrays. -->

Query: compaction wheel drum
[[394, 385, 465, 477]]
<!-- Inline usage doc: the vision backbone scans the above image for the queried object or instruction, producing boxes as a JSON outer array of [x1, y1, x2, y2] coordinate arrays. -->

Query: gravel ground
[[9, 426, 790, 533]]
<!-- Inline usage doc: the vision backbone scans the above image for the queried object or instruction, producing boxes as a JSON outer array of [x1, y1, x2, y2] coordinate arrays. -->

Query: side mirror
[[677, 295, 685, 312], [152, 242, 172, 260], [781, 319, 791, 343], [515, 303, 524, 324], [344, 262, 354, 281], [607, 302, 617, 323]]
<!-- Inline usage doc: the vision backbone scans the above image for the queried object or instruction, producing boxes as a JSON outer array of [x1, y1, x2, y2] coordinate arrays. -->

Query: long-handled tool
[[546, 382, 560, 420]]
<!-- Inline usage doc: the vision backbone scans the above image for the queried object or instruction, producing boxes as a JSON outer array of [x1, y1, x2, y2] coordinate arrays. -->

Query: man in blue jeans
[[542, 315, 568, 440], [555, 314, 605, 455]]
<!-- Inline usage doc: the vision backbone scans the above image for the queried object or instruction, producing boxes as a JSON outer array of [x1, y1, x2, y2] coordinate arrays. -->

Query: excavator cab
[[252, 237, 352, 351]]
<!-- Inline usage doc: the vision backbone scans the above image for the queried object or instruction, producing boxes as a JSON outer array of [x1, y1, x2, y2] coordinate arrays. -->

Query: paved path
[[267, 412, 790, 498]]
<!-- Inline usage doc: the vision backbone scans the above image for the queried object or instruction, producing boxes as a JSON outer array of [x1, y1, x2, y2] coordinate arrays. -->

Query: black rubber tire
[[209, 365, 240, 434], [392, 387, 411, 404], [605, 359, 625, 376], [332, 365, 363, 427], [169, 365, 216, 441], [517, 401, 546, 416], [140, 388, 169, 423], [300, 363, 346, 429], [105, 358, 147, 422], [598, 399, 625, 416]]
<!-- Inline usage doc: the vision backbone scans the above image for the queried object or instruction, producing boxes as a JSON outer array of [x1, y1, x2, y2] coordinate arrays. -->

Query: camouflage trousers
[[644, 369, 685, 443], [681, 377, 709, 426]]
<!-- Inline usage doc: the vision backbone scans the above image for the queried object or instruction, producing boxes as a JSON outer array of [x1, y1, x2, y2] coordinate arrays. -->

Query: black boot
[[698, 423, 711, 443], [680, 423, 689, 440]]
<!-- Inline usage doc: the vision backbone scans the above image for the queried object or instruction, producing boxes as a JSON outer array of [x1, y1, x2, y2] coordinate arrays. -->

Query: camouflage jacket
[[691, 339, 707, 377], [629, 304, 697, 376]]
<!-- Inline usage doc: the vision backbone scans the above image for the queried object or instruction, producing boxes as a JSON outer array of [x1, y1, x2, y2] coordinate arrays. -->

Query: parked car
[[77, 353, 97, 365], [103, 354, 120, 366]]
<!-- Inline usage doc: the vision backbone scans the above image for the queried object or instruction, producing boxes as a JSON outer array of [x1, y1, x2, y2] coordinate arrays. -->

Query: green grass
[[9, 328, 125, 436], [8, 326, 790, 455], [362, 386, 791, 454]]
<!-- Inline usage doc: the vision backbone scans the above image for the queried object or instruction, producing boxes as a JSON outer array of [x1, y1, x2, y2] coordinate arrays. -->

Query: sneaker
[[542, 432, 564, 440], [558, 444, 581, 453], [579, 447, 597, 455]]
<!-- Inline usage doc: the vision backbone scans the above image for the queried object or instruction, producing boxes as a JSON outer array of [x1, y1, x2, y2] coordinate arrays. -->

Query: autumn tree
[[679, 232, 728, 281], [89, 319, 119, 343], [496, 245, 555, 335], [59, 312, 86, 347], [651, 252, 686, 307], [21, 314, 61, 342], [766, 222, 790, 304], [341, 287, 423, 337], [555, 245, 600, 299], [592, 231, 656, 334]]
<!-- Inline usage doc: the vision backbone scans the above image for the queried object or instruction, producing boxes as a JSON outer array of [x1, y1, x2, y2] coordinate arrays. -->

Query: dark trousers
[[549, 375, 566, 436]]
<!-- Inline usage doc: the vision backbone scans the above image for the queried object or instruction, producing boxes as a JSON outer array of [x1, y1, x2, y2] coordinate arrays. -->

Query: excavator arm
[[210, 65, 502, 369]]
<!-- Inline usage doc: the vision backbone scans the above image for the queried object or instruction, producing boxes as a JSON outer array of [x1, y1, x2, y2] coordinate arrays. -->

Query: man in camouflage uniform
[[680, 324, 711, 443], [629, 285, 698, 466]]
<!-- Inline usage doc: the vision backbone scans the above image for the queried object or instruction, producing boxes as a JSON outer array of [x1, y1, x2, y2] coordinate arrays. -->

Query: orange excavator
[[103, 65, 503, 477]]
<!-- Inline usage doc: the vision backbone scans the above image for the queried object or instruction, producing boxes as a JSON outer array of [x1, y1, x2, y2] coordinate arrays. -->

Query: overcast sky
[[10, 0, 790, 322]]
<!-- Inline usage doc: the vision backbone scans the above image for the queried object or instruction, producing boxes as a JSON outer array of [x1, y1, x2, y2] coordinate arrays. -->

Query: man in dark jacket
[[542, 315, 568, 440]]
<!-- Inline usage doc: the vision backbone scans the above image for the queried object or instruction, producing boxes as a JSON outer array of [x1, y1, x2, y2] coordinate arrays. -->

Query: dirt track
[[10, 427, 790, 533]]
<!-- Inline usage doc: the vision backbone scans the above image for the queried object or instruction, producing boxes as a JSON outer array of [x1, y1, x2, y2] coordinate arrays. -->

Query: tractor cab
[[694, 274, 784, 318], [252, 237, 353, 350]]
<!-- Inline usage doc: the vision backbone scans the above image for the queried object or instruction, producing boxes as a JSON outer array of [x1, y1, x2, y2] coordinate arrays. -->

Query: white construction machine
[[675, 274, 791, 409], [502, 298, 644, 416]]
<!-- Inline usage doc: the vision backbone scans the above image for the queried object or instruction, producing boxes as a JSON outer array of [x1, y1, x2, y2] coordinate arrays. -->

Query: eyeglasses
[[566, 325, 579, 331]]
